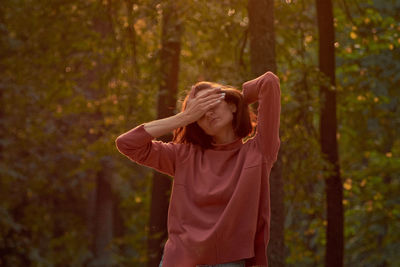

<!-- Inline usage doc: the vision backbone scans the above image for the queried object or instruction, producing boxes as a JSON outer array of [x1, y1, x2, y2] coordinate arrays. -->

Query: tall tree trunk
[[247, 1, 285, 266], [315, 1, 344, 267], [93, 158, 114, 267], [147, 1, 183, 266], [83, 2, 116, 266], [0, 19, 4, 197]]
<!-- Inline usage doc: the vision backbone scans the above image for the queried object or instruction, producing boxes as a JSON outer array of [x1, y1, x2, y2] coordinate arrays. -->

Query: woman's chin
[[205, 123, 229, 136], [204, 127, 219, 136], [205, 130, 216, 136]]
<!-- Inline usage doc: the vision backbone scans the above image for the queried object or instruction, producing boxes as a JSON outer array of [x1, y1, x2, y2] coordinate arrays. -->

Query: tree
[[147, 1, 183, 266], [81, 2, 118, 266], [315, 0, 343, 266], [247, 0, 285, 266]]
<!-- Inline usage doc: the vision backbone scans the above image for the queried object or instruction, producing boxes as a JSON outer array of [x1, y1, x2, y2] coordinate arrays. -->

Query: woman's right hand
[[182, 87, 225, 124]]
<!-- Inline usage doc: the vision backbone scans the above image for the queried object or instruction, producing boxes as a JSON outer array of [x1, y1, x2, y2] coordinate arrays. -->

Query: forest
[[1, 0, 399, 266]]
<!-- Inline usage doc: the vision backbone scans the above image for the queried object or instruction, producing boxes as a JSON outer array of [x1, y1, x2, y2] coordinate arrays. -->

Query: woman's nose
[[205, 109, 214, 117]]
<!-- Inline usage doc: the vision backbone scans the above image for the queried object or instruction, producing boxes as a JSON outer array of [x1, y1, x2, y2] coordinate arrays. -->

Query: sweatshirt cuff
[[115, 123, 155, 151], [136, 124, 156, 140]]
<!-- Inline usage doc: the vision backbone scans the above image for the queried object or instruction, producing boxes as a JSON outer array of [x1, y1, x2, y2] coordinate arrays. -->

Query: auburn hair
[[173, 81, 255, 149]]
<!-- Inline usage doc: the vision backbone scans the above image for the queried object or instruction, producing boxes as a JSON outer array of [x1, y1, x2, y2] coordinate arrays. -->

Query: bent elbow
[[263, 71, 279, 83], [263, 72, 280, 90], [115, 135, 128, 153]]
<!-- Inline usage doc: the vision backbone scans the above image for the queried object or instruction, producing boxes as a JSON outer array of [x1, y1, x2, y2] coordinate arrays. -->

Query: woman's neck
[[212, 127, 238, 144]]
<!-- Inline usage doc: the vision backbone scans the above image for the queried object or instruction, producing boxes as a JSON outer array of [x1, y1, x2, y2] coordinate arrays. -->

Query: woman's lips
[[209, 118, 218, 124]]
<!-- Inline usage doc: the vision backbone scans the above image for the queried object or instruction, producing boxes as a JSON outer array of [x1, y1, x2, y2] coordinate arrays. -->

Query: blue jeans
[[159, 253, 245, 267]]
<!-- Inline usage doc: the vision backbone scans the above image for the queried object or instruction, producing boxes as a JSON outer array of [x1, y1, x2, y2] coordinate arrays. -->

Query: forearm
[[143, 86, 222, 138], [242, 71, 281, 162], [143, 112, 191, 138]]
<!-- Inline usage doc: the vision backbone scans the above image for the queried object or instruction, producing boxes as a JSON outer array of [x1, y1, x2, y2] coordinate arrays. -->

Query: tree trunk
[[83, 2, 116, 266], [315, 1, 344, 267], [146, 1, 183, 266], [247, 0, 285, 266], [248, 0, 277, 74], [93, 158, 114, 267]]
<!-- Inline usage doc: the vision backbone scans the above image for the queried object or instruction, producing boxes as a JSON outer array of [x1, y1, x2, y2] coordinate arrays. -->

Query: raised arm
[[142, 86, 223, 138], [143, 113, 191, 138], [115, 86, 223, 175], [242, 71, 281, 163], [115, 123, 178, 177], [115, 112, 196, 176]]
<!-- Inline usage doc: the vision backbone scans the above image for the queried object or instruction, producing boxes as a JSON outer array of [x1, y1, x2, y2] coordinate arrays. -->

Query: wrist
[[177, 112, 193, 126]]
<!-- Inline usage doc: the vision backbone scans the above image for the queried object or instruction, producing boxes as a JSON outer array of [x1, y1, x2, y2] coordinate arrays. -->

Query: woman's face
[[195, 88, 237, 136]]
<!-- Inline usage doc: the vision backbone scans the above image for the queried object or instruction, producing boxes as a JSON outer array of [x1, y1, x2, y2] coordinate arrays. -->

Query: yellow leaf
[[181, 49, 192, 57], [104, 117, 113, 126], [134, 19, 146, 34], [343, 178, 352, 190], [350, 32, 357, 39]]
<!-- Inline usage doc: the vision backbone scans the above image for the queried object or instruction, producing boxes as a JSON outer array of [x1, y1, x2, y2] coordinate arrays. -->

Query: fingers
[[188, 85, 196, 99], [199, 91, 224, 103], [199, 94, 224, 110], [184, 89, 225, 121], [202, 87, 222, 98]]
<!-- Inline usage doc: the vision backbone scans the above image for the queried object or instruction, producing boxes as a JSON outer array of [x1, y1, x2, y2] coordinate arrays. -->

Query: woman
[[115, 71, 281, 267]]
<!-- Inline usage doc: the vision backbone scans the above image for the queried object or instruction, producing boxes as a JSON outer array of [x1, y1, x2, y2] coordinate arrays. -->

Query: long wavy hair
[[173, 81, 255, 149]]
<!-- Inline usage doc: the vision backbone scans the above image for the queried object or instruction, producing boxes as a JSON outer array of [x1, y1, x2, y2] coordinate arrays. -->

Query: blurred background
[[1, 0, 399, 266]]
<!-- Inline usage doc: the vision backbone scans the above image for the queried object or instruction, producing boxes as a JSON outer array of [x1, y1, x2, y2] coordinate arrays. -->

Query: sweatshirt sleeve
[[115, 124, 176, 177], [242, 71, 281, 163]]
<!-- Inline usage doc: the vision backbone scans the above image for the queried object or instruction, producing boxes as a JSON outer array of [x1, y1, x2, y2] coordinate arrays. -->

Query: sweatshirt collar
[[211, 137, 243, 151]]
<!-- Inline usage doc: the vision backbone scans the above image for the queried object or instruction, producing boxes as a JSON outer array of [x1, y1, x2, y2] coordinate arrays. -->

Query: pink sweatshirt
[[115, 71, 281, 267]]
